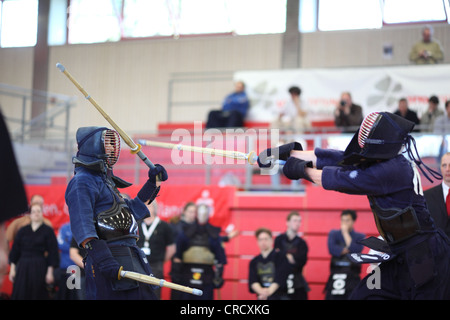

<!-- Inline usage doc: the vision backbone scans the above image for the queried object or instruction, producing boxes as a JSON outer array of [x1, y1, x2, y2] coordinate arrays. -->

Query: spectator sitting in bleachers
[[420, 95, 443, 132], [393, 97, 420, 131], [433, 100, 450, 134], [270, 86, 310, 134], [206, 81, 249, 129], [333, 91, 363, 133]]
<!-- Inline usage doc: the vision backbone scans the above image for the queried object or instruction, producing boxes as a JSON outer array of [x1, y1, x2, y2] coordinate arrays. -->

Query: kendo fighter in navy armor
[[65, 126, 168, 300], [258, 112, 450, 299]]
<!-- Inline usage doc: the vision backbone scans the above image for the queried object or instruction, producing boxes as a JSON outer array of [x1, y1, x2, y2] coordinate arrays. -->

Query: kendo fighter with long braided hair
[[65, 126, 168, 300], [258, 112, 450, 300]]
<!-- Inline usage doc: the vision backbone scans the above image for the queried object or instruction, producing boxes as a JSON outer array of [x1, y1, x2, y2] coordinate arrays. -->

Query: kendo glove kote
[[137, 164, 167, 203], [85, 239, 122, 280], [282, 157, 314, 182], [148, 164, 168, 183], [257, 142, 303, 168]]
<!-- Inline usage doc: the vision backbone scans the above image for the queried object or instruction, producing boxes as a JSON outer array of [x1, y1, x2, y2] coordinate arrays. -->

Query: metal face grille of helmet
[[358, 112, 380, 148], [103, 129, 121, 168]]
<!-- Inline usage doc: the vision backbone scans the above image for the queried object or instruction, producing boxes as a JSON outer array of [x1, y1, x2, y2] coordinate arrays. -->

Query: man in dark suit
[[424, 152, 450, 237]]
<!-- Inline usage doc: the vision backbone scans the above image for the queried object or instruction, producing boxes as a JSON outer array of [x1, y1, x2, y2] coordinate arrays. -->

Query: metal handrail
[[0, 82, 77, 145]]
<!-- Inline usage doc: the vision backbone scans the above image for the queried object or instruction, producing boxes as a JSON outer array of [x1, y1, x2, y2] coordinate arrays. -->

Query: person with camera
[[333, 91, 363, 133], [409, 25, 444, 65]]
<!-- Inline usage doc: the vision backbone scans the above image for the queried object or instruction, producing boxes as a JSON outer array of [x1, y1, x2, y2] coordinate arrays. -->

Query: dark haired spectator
[[324, 209, 365, 300], [271, 86, 310, 133], [421, 95, 443, 132]]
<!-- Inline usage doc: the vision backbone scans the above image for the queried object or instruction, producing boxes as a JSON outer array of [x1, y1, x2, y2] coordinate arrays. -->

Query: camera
[[340, 100, 346, 107]]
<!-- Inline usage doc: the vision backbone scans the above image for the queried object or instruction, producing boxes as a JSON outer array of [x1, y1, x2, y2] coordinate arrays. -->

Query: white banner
[[235, 64, 450, 122]]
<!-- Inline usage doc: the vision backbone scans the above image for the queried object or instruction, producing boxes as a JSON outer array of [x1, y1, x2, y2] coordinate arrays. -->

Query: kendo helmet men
[[341, 111, 441, 182], [341, 112, 415, 165], [73, 126, 121, 170]]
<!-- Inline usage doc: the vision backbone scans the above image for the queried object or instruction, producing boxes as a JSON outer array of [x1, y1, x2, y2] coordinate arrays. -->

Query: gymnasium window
[[67, 0, 122, 44], [382, 0, 447, 25], [317, 0, 383, 31], [0, 0, 38, 47], [299, 0, 450, 32], [1, 0, 449, 47], [67, 0, 286, 44]]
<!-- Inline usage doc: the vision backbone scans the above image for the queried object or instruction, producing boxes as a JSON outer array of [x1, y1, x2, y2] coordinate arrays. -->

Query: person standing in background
[[5, 194, 53, 245], [8, 203, 59, 300], [137, 200, 175, 299], [248, 228, 290, 300], [274, 211, 309, 300], [409, 25, 444, 64], [424, 152, 450, 238], [173, 204, 226, 300], [324, 210, 365, 300]]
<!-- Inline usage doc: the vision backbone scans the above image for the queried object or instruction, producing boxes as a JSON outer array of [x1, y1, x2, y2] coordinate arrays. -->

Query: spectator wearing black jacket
[[394, 98, 420, 131], [274, 211, 309, 300]]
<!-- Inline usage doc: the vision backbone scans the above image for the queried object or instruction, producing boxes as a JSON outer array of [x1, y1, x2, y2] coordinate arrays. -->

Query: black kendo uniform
[[248, 248, 291, 300], [274, 233, 310, 300], [324, 228, 365, 300], [65, 126, 167, 300], [261, 112, 450, 300], [174, 222, 227, 300]]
